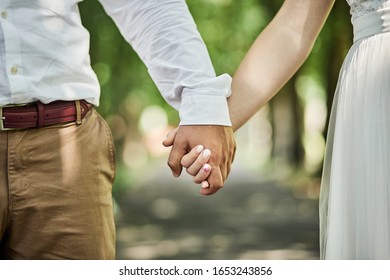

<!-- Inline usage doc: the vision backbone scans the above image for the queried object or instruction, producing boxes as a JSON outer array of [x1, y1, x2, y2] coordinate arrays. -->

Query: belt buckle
[[0, 107, 10, 131], [0, 104, 28, 131]]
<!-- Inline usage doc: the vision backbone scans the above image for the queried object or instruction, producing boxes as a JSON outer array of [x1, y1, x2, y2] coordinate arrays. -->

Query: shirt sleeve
[[97, 0, 232, 126]]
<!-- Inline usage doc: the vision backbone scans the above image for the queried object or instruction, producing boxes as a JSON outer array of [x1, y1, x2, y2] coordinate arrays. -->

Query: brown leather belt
[[0, 100, 93, 130]]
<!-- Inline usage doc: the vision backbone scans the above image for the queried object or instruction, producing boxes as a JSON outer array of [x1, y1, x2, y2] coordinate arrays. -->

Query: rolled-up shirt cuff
[[178, 74, 232, 126]]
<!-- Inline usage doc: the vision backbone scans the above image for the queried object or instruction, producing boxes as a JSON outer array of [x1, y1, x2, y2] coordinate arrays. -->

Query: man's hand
[[163, 125, 236, 195]]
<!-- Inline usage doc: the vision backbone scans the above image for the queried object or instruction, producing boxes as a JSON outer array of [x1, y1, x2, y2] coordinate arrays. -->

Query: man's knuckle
[[193, 177, 202, 184], [212, 183, 224, 189], [167, 159, 176, 169], [186, 168, 195, 176]]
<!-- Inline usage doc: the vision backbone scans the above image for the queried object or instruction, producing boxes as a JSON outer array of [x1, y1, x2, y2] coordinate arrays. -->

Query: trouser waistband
[[0, 100, 93, 130]]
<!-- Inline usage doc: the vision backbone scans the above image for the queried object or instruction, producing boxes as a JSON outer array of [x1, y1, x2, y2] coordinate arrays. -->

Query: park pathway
[[114, 160, 320, 260]]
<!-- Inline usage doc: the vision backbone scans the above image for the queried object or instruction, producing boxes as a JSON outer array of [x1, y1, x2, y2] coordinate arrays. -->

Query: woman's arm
[[163, 0, 335, 187], [229, 0, 335, 131]]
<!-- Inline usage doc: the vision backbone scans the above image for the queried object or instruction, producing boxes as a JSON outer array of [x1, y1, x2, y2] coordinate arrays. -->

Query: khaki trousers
[[0, 109, 116, 259]]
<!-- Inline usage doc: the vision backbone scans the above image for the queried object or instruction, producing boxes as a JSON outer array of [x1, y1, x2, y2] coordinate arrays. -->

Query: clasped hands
[[163, 125, 236, 195]]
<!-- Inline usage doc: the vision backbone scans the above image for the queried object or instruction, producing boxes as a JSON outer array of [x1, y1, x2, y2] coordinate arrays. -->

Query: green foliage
[[79, 0, 351, 120], [78, 0, 353, 192], [78, 0, 284, 123]]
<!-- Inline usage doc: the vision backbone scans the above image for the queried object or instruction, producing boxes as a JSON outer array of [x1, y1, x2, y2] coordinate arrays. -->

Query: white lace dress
[[320, 0, 390, 259]]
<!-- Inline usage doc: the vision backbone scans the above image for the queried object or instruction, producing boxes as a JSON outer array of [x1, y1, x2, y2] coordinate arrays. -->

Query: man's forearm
[[99, 0, 232, 126]]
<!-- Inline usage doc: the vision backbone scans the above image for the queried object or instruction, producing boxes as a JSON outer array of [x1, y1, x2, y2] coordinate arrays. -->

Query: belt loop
[[37, 102, 45, 128], [75, 100, 82, 125]]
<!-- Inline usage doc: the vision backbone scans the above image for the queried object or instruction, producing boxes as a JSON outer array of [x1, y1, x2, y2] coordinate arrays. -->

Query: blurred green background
[[78, 0, 353, 259], [78, 0, 352, 193]]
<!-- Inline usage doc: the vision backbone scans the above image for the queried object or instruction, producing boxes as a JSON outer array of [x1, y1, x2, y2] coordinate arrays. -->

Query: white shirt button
[[10, 66, 18, 75], [1, 11, 7, 19]]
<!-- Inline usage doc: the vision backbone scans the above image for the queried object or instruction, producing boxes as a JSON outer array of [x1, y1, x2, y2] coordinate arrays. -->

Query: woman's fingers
[[163, 129, 212, 188], [201, 180, 210, 189], [193, 164, 211, 184], [180, 144, 212, 176]]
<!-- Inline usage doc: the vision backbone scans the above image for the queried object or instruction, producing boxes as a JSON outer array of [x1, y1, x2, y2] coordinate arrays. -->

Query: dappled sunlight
[[303, 98, 327, 172], [304, 99, 327, 132], [210, 231, 235, 252], [237, 247, 317, 260], [77, 0, 353, 184], [303, 132, 326, 172], [245, 193, 272, 215], [274, 197, 297, 219], [77, 0, 353, 261], [151, 198, 179, 220], [139, 105, 172, 157], [142, 126, 173, 157], [106, 114, 127, 140], [122, 245, 159, 260], [157, 240, 180, 257], [117, 227, 206, 259], [117, 104, 173, 173], [115, 178, 320, 260], [292, 177, 321, 200], [234, 106, 273, 167], [296, 75, 328, 172], [123, 141, 148, 168], [117, 223, 319, 260], [138, 106, 168, 135], [178, 235, 205, 254]]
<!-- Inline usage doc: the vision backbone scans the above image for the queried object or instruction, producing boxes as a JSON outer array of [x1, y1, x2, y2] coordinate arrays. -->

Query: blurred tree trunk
[[265, 0, 303, 168], [311, 0, 352, 176], [269, 0, 352, 173], [270, 75, 304, 168]]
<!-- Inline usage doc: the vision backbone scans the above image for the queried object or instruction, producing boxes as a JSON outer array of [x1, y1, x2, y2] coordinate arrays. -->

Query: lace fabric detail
[[347, 0, 390, 20]]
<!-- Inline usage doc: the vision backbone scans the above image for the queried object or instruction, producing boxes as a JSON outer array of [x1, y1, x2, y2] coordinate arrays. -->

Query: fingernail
[[172, 172, 179, 178], [202, 164, 211, 173], [202, 149, 211, 158], [201, 181, 209, 188], [196, 145, 204, 153]]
